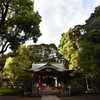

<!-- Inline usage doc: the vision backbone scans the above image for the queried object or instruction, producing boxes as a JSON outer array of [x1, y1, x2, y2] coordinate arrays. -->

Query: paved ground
[[0, 94, 100, 100], [41, 95, 61, 100], [0, 95, 41, 100], [59, 94, 100, 100]]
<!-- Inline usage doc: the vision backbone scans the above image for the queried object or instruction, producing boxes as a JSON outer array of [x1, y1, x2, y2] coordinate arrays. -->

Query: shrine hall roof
[[27, 61, 73, 72]]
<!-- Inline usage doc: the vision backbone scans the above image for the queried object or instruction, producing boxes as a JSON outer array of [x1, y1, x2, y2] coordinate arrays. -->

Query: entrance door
[[41, 77, 55, 90]]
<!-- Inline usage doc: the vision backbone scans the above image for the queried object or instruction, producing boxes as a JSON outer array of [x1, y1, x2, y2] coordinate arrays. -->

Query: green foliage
[[70, 74, 86, 95], [91, 75, 100, 91], [0, 87, 16, 95], [59, 5, 100, 91], [0, 54, 8, 78], [0, 54, 8, 69], [14, 73, 36, 93], [0, 0, 41, 54], [59, 26, 83, 69], [3, 45, 31, 83], [27, 43, 65, 63], [70, 80, 82, 95], [0, 53, 12, 78], [85, 5, 100, 32], [2, 45, 36, 93], [77, 6, 100, 91]]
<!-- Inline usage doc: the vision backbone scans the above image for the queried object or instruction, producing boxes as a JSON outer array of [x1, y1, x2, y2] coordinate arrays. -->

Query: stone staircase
[[39, 90, 59, 95], [41, 95, 61, 100]]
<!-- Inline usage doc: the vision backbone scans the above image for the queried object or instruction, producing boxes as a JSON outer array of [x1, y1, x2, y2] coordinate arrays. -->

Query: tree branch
[[0, 41, 10, 54], [0, 1, 9, 26]]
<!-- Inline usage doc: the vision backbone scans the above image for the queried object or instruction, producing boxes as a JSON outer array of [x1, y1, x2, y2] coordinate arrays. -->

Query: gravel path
[[0, 94, 100, 100], [0, 95, 41, 100], [59, 94, 100, 100]]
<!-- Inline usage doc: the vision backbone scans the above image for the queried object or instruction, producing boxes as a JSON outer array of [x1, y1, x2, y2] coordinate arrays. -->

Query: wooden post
[[63, 75, 65, 84], [57, 77, 59, 89], [38, 76, 41, 89]]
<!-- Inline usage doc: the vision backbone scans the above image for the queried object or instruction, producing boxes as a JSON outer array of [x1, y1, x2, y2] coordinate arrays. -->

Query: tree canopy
[[0, 54, 8, 69], [78, 6, 100, 89], [0, 0, 41, 54], [27, 43, 62, 63], [3, 45, 31, 83], [59, 25, 84, 69], [59, 5, 100, 90]]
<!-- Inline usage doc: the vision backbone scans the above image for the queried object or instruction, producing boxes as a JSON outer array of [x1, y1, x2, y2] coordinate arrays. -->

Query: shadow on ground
[[0, 94, 100, 100], [59, 94, 100, 100]]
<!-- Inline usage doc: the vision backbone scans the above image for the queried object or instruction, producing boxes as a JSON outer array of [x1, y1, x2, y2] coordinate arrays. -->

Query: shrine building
[[27, 61, 74, 90]]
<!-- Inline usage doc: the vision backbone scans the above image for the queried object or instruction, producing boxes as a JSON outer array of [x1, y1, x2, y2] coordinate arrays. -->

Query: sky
[[24, 0, 100, 47]]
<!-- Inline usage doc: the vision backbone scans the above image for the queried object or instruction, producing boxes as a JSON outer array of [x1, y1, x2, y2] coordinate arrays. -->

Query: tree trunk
[[86, 75, 89, 90]]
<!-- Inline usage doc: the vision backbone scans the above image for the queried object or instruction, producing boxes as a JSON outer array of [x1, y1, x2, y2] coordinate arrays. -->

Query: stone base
[[39, 90, 59, 95]]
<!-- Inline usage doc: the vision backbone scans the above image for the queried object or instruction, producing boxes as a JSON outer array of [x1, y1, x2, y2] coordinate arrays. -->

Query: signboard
[[67, 85, 71, 96], [46, 69, 51, 72], [67, 86, 71, 89]]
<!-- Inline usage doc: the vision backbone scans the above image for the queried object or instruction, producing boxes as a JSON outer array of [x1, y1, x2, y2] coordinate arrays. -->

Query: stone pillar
[[32, 82, 37, 95]]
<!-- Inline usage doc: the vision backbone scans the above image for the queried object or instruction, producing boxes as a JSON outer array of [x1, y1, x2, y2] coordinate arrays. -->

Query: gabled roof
[[27, 61, 73, 72]]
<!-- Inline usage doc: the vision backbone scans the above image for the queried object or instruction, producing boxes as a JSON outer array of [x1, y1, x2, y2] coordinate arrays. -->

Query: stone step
[[39, 90, 59, 95], [41, 95, 61, 100]]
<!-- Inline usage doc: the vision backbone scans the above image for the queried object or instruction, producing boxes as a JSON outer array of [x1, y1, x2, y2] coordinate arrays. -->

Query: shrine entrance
[[26, 61, 74, 94], [42, 77, 55, 87]]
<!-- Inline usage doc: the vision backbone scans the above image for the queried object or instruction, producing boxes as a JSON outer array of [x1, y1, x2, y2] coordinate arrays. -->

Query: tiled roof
[[27, 61, 73, 72]]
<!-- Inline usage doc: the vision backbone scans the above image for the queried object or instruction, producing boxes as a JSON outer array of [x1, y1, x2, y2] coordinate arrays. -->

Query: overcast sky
[[26, 0, 100, 47]]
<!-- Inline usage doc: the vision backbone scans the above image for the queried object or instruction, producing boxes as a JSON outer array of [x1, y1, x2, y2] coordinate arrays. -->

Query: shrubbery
[[14, 73, 36, 94], [70, 72, 86, 95], [0, 87, 16, 95]]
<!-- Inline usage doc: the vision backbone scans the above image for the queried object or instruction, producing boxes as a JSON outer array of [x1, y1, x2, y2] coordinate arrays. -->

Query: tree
[[14, 72, 36, 93], [28, 43, 61, 63], [78, 6, 100, 91], [59, 25, 84, 69], [0, 53, 12, 79], [0, 52, 12, 68], [3, 45, 31, 83], [0, 0, 41, 54], [27, 43, 68, 67], [0, 54, 7, 79], [59, 5, 100, 92], [0, 54, 7, 70]]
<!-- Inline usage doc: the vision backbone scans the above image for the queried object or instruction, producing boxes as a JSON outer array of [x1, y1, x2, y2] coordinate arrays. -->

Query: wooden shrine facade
[[27, 61, 74, 90]]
